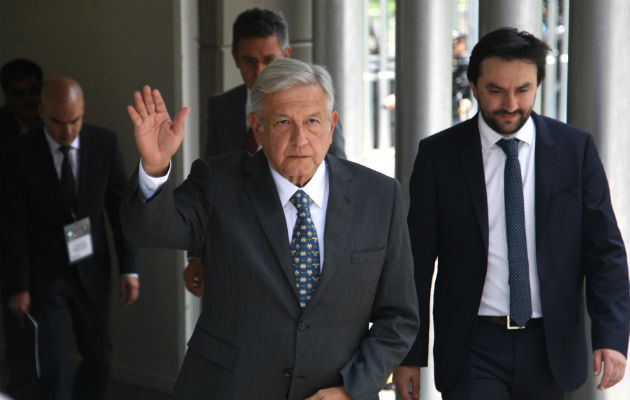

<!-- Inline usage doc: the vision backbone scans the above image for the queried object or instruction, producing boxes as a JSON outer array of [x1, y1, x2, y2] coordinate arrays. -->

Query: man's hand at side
[[304, 386, 352, 400], [394, 366, 421, 400], [594, 348, 627, 390], [8, 291, 31, 327], [183, 258, 204, 297], [121, 275, 140, 307]]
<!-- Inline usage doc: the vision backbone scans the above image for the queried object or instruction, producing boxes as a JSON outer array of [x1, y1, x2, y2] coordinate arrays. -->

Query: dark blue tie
[[497, 139, 532, 326], [59, 146, 77, 213], [289, 190, 320, 309]]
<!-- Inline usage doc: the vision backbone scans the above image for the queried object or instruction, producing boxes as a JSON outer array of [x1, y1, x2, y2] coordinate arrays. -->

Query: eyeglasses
[[10, 84, 41, 98]]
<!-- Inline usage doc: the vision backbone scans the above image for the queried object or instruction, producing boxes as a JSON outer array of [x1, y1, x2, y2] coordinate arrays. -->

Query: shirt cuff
[[121, 273, 139, 278], [138, 158, 170, 200]]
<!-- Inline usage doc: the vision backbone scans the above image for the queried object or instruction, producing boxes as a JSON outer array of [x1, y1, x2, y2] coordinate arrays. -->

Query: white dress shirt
[[269, 161, 329, 271], [138, 159, 330, 271], [245, 87, 252, 130], [43, 128, 80, 186], [477, 115, 542, 318]]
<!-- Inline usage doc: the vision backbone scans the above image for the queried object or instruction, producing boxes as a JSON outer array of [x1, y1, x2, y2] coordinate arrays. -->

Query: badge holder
[[64, 217, 94, 264]]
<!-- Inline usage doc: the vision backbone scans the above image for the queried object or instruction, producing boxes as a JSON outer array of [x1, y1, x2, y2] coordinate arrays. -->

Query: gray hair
[[251, 58, 335, 123]]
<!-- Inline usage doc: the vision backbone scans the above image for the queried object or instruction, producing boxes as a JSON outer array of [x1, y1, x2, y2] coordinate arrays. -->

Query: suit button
[[298, 321, 306, 331], [283, 368, 292, 378]]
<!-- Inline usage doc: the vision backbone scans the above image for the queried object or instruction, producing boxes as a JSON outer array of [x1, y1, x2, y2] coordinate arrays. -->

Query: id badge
[[64, 217, 94, 264]]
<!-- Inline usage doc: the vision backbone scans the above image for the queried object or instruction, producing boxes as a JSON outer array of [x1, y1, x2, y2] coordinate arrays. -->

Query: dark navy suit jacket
[[403, 112, 630, 392]]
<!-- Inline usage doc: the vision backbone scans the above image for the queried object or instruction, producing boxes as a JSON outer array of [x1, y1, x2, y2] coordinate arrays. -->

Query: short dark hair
[[232, 8, 289, 54], [1, 58, 43, 92], [467, 27, 550, 86]]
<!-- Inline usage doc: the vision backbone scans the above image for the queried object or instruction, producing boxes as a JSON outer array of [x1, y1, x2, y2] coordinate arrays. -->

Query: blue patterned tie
[[497, 139, 532, 326], [289, 190, 320, 309]]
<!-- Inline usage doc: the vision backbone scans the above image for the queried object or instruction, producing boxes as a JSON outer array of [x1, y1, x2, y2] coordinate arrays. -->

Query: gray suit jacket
[[206, 84, 347, 159], [120, 151, 418, 399]]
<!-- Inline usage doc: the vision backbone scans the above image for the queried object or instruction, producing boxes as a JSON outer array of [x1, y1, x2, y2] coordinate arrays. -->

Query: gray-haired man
[[121, 58, 418, 399]]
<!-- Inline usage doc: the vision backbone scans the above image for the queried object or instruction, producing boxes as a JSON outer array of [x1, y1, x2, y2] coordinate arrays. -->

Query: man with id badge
[[4, 77, 139, 400]]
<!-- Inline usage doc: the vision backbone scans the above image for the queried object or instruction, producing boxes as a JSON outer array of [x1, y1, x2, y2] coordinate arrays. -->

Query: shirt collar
[[269, 160, 328, 209], [245, 87, 252, 128], [43, 126, 80, 153], [478, 113, 534, 151]]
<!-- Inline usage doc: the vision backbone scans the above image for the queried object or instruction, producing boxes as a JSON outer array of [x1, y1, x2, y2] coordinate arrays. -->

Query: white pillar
[[313, 0, 365, 162], [395, 0, 452, 205]]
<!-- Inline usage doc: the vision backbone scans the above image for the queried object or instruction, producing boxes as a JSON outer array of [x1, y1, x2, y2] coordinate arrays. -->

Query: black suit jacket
[[205, 84, 347, 159], [120, 151, 418, 399], [403, 113, 630, 392], [6, 125, 137, 304], [0, 106, 22, 141]]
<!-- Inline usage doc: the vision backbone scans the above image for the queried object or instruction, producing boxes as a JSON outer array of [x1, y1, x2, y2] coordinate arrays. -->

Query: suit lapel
[[458, 116, 489, 251], [76, 126, 90, 215], [306, 156, 354, 310], [532, 113, 557, 248], [243, 152, 295, 293], [31, 128, 70, 219]]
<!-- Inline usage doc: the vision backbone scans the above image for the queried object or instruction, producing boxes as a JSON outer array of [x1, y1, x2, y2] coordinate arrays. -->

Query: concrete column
[[394, 3, 451, 399], [542, 0, 558, 118], [395, 0, 452, 202], [566, 1, 630, 398], [478, 0, 542, 37], [313, 0, 364, 162]]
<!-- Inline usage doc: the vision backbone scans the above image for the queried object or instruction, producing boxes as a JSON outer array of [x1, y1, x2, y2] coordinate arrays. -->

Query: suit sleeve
[[340, 180, 419, 399], [581, 135, 630, 356], [3, 144, 31, 295], [402, 139, 440, 367], [120, 158, 212, 255], [105, 134, 138, 275]]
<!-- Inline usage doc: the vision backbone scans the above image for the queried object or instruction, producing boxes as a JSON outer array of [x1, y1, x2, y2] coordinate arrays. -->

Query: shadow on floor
[[106, 381, 170, 400]]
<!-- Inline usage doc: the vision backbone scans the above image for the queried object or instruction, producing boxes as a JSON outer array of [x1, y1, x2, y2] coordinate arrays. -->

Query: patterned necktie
[[289, 190, 320, 309], [59, 146, 77, 212], [497, 139, 532, 326]]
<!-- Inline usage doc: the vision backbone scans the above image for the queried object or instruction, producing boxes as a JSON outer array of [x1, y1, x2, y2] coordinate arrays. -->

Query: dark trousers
[[443, 319, 564, 400], [5, 268, 112, 400]]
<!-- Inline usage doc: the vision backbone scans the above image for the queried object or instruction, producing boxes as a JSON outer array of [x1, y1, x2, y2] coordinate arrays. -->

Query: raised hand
[[127, 85, 190, 176]]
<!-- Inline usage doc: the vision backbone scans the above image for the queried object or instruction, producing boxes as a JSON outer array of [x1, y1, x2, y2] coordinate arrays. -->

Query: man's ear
[[329, 111, 338, 134], [248, 112, 262, 145], [470, 82, 479, 100], [283, 46, 292, 58], [231, 49, 239, 67]]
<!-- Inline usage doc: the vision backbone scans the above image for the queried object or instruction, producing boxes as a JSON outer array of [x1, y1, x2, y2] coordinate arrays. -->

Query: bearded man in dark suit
[[395, 28, 630, 400]]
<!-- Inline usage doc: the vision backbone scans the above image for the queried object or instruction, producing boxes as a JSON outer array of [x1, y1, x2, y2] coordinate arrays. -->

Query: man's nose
[[255, 62, 265, 76], [502, 92, 518, 112], [291, 124, 308, 146]]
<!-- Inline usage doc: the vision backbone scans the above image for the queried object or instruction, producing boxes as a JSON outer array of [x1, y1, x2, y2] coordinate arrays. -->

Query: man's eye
[[263, 56, 278, 66], [307, 119, 319, 125], [275, 120, 289, 126]]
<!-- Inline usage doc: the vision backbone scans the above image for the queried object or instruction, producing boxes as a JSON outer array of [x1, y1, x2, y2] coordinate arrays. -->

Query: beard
[[480, 106, 533, 136]]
